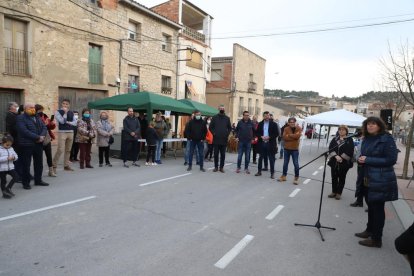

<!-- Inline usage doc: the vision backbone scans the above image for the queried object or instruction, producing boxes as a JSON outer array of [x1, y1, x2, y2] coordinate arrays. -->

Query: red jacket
[[39, 113, 56, 140]]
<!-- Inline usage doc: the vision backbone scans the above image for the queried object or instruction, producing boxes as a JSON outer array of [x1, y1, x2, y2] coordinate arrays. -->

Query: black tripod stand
[[294, 149, 336, 241]]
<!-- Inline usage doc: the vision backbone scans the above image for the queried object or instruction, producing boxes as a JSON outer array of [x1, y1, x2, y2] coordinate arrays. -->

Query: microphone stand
[[294, 133, 358, 241]]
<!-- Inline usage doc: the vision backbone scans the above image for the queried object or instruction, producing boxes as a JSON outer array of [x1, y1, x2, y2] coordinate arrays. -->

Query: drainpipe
[[118, 40, 122, 95]]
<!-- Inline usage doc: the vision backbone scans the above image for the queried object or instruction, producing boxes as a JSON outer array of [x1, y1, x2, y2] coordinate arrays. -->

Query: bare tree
[[380, 41, 414, 178]]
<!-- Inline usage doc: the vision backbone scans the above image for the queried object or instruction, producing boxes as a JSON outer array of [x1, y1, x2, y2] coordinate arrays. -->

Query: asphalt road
[[0, 141, 410, 275]]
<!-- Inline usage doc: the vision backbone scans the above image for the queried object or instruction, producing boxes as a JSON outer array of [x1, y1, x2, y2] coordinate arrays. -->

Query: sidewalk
[[392, 141, 414, 229]]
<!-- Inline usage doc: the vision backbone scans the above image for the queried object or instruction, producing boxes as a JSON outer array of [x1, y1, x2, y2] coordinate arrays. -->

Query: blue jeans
[[237, 141, 251, 169], [156, 139, 163, 161], [185, 141, 199, 163], [189, 140, 204, 168], [282, 149, 299, 177]]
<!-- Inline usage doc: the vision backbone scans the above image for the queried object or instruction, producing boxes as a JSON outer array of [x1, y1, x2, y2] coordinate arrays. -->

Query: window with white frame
[[162, 34, 172, 52], [127, 65, 139, 93], [128, 20, 141, 41]]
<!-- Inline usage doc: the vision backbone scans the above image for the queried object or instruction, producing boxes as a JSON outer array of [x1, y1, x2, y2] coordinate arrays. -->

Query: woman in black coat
[[327, 125, 354, 200], [355, 117, 398, 248]]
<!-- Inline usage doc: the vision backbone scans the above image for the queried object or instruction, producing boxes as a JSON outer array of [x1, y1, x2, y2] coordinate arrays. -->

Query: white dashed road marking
[[0, 196, 97, 222], [289, 188, 301, 198], [139, 173, 192, 186], [319, 166, 324, 170], [265, 205, 284, 220], [312, 171, 319, 176], [214, 235, 254, 269], [303, 179, 311, 185]]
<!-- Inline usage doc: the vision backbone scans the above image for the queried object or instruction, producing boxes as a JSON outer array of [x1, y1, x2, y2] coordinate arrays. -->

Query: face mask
[[83, 114, 91, 119], [15, 107, 19, 113], [74, 115, 79, 120], [101, 116, 108, 120], [25, 108, 36, 116], [195, 115, 201, 120], [219, 110, 225, 114]]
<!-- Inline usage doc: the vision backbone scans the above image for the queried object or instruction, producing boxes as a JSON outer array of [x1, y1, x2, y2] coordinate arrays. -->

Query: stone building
[[206, 44, 266, 123], [151, 0, 213, 103], [0, 0, 181, 132]]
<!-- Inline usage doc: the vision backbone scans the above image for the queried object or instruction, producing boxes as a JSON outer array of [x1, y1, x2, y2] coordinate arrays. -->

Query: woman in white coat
[[96, 111, 114, 167]]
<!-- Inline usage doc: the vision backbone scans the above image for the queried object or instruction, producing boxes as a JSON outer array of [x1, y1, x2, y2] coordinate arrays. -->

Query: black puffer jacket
[[209, 113, 231, 146]]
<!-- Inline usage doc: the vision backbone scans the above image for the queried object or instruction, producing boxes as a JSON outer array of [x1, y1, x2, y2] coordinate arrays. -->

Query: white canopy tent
[[301, 109, 366, 150], [304, 109, 366, 127]]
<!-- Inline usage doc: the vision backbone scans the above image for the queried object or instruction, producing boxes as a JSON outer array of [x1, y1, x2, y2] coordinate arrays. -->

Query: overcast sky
[[140, 0, 414, 97]]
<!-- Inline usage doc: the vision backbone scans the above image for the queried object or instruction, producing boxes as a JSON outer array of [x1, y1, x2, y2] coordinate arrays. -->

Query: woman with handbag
[[35, 104, 57, 177], [354, 117, 398, 248], [76, 108, 96, 169], [327, 125, 354, 200], [96, 111, 114, 167]]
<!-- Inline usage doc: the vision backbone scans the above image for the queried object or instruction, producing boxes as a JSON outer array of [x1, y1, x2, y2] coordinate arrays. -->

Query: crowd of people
[[1, 101, 413, 273]]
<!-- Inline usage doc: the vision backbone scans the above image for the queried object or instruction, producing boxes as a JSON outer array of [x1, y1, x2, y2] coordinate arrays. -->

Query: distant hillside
[[265, 89, 403, 103], [264, 89, 319, 99]]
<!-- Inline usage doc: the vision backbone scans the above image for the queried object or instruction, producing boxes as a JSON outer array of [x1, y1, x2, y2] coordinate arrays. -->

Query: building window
[[248, 98, 253, 114], [186, 49, 203, 70], [4, 17, 30, 76], [127, 65, 139, 93], [238, 97, 245, 117], [162, 34, 172, 52], [248, 73, 256, 92], [88, 43, 103, 84], [161, 75, 172, 94], [128, 20, 141, 41], [255, 99, 259, 115], [211, 69, 223, 81]]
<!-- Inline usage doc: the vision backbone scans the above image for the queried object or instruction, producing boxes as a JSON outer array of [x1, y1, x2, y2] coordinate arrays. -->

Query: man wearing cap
[[209, 105, 232, 172]]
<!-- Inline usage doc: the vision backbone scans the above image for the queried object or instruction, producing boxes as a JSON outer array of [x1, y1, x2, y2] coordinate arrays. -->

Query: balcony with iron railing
[[161, 87, 173, 95], [89, 63, 104, 84], [4, 47, 31, 76], [248, 81, 257, 93], [183, 26, 206, 44]]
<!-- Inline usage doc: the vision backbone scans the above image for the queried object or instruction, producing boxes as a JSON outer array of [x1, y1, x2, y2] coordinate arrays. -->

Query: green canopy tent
[[178, 99, 217, 117], [88, 91, 194, 116]]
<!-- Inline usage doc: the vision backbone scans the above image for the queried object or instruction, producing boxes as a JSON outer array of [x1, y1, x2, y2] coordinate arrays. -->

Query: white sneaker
[[145, 162, 150, 166], [152, 162, 157, 166]]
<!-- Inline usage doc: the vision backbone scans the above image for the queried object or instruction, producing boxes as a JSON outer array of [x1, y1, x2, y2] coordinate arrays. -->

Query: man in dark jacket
[[121, 107, 141, 168], [16, 103, 48, 189], [186, 110, 207, 172], [209, 105, 232, 172], [255, 111, 279, 179], [6, 102, 21, 178], [235, 111, 255, 174]]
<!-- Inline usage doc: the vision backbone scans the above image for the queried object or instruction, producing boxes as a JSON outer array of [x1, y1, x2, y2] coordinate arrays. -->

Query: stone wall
[[0, 0, 179, 128]]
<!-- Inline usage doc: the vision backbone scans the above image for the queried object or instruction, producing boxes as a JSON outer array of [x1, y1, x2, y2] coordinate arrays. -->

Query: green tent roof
[[178, 99, 217, 116], [88, 91, 194, 115]]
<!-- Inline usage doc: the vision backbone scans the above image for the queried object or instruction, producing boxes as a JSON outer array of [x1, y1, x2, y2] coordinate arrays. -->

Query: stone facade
[[206, 44, 266, 123], [0, 0, 180, 132], [151, 0, 212, 103]]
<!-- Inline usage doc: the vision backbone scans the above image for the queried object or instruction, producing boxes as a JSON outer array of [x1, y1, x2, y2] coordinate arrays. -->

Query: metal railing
[[161, 87, 173, 95], [4, 47, 31, 76], [183, 26, 205, 43], [248, 81, 257, 93], [89, 63, 104, 84]]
